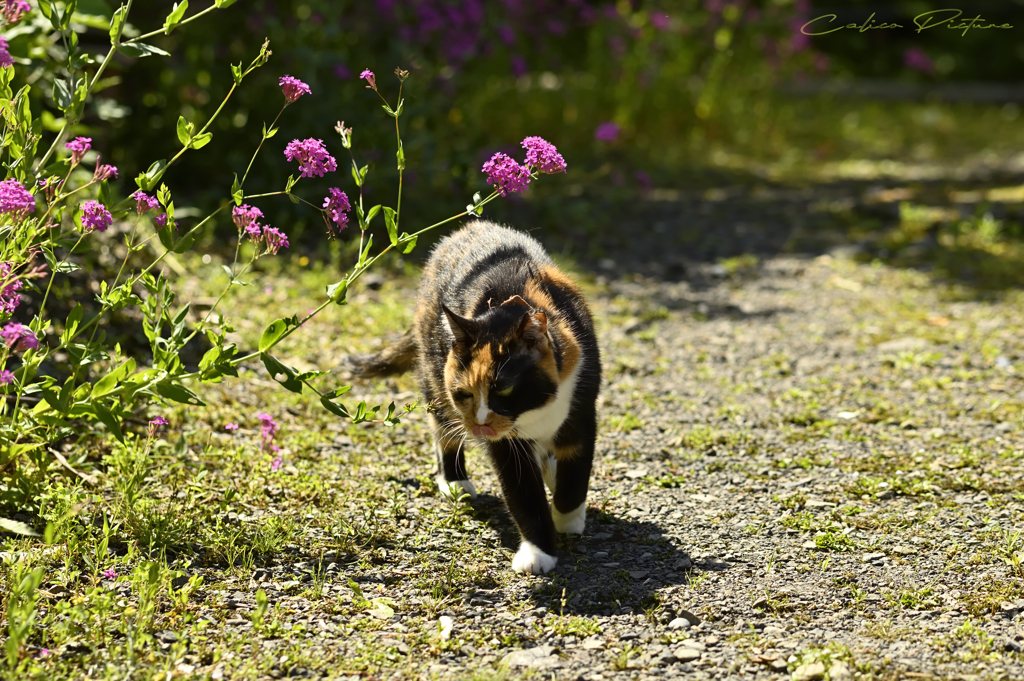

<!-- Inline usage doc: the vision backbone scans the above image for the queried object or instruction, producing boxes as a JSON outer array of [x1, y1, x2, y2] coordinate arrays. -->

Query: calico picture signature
[[801, 9, 1013, 37]]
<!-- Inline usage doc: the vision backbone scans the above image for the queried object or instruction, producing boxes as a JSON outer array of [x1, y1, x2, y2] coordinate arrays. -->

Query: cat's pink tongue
[[472, 425, 497, 438]]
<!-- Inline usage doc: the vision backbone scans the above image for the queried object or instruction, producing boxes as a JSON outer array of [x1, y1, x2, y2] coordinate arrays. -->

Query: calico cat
[[349, 220, 600, 574]]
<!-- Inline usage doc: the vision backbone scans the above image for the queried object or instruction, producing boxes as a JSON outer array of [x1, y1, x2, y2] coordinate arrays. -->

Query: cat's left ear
[[516, 310, 548, 348]]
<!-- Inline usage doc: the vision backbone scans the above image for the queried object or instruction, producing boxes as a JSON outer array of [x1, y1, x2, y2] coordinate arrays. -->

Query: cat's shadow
[[469, 492, 706, 618]]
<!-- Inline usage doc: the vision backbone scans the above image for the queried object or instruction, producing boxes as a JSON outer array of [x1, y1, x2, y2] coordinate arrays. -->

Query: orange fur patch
[[553, 443, 581, 461]]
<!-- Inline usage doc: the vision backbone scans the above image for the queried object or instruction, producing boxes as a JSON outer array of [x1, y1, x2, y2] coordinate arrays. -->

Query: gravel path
[[169, 222, 1024, 680]]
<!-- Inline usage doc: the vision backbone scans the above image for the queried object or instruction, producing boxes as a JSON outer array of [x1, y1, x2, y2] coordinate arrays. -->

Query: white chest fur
[[513, 361, 580, 442]]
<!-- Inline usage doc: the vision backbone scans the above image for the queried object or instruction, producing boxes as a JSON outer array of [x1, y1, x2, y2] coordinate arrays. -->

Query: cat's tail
[[345, 328, 417, 378]]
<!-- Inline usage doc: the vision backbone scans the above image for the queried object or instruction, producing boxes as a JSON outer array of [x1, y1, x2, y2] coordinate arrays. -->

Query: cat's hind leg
[[430, 412, 476, 500]]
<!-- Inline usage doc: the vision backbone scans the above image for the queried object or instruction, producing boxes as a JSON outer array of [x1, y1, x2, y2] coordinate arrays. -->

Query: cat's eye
[[453, 390, 472, 402], [495, 385, 514, 397]]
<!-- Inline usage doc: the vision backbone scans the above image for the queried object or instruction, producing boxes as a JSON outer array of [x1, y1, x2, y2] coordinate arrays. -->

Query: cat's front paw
[[435, 475, 478, 501], [511, 541, 557, 574], [552, 502, 586, 534]]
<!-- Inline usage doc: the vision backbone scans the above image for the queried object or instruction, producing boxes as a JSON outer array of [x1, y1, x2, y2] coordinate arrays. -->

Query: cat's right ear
[[442, 304, 479, 345]]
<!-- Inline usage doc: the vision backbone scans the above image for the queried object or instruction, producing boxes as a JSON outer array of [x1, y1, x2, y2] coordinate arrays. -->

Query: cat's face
[[442, 297, 558, 440]]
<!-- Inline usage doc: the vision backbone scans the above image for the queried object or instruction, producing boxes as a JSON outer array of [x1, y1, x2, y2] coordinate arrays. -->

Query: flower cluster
[[322, 188, 351, 234], [0, 262, 22, 315], [154, 212, 171, 230], [92, 158, 118, 182], [1, 322, 37, 352], [360, 69, 376, 90], [80, 200, 112, 233], [102, 568, 119, 580], [0, 369, 13, 385], [481, 152, 532, 197], [283, 138, 337, 178], [224, 422, 239, 432], [0, 178, 35, 218], [148, 416, 168, 437], [130, 190, 160, 215], [279, 75, 311, 104], [2, 1, 31, 26], [521, 136, 566, 174], [0, 37, 12, 69], [256, 412, 279, 452], [232, 204, 264, 238], [263, 227, 290, 255], [65, 136, 91, 165]]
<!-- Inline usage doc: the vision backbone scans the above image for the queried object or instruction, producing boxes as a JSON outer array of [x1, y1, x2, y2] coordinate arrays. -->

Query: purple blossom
[[224, 422, 239, 431], [270, 455, 283, 472], [322, 188, 350, 234], [39, 176, 64, 202], [102, 568, 119, 580], [594, 122, 621, 143], [0, 37, 11, 69], [154, 212, 168, 229], [521, 136, 566, 174], [0, 370, 13, 385], [650, 12, 671, 31], [245, 223, 261, 242], [360, 69, 376, 89], [148, 416, 168, 436], [0, 262, 22, 315], [130, 190, 159, 215], [92, 159, 118, 182], [904, 47, 935, 75], [80, 200, 112, 234], [0, 178, 35, 217], [1, 323, 37, 352], [231, 204, 264, 233], [481, 153, 531, 197], [283, 138, 337, 178], [2, 1, 31, 25], [257, 412, 279, 450], [279, 75, 311, 104], [65, 137, 91, 166], [262, 226, 290, 255]]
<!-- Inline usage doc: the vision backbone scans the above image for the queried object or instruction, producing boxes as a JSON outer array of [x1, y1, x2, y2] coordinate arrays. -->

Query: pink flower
[[256, 412, 279, 451], [130, 190, 159, 215], [154, 212, 168, 229], [2, 1, 31, 26], [0, 178, 35, 217], [224, 422, 239, 431], [0, 37, 12, 68], [262, 226, 289, 255], [322, 188, 350, 234], [521, 137, 566, 174], [231, 204, 264, 233], [92, 158, 118, 182], [594, 122, 621, 143], [65, 136, 91, 166], [1, 322, 37, 352], [102, 568, 119, 580], [650, 12, 671, 31], [481, 153, 531, 197], [283, 138, 337, 178], [80, 200, 112, 233], [0, 262, 22, 314], [278, 75, 311, 104], [0, 369, 14, 385], [360, 69, 376, 89], [270, 455, 283, 472], [148, 416, 168, 436]]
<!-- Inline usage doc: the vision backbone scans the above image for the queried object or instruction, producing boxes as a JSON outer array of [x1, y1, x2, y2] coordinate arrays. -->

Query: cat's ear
[[516, 310, 548, 347], [501, 295, 531, 309], [442, 304, 479, 345]]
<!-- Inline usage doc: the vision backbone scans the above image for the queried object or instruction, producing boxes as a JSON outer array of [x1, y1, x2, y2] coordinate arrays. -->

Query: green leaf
[[325, 386, 351, 399], [136, 159, 168, 191], [350, 164, 362, 187], [261, 353, 303, 393], [400, 233, 417, 254], [109, 5, 127, 44], [383, 207, 398, 246], [60, 0, 77, 29], [154, 381, 205, 406], [176, 115, 190, 146], [381, 103, 396, 118], [52, 79, 72, 111], [190, 132, 212, 149], [358, 234, 373, 269], [365, 204, 381, 227], [93, 402, 125, 443], [396, 140, 405, 171], [163, 1, 189, 34], [117, 43, 172, 59], [259, 317, 296, 352], [320, 395, 349, 418], [326, 280, 347, 304], [230, 62, 242, 84], [0, 518, 39, 536], [215, 0, 239, 7], [172, 233, 195, 254]]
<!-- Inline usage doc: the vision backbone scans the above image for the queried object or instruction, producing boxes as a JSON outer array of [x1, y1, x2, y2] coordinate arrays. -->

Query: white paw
[[552, 502, 586, 534], [435, 475, 477, 500], [511, 541, 557, 574]]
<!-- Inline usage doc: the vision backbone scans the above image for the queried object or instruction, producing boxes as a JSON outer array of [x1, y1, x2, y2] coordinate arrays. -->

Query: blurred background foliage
[[11, 0, 1024, 253]]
